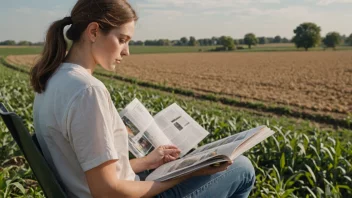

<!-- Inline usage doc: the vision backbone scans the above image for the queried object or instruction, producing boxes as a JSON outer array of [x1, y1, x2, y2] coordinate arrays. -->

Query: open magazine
[[119, 98, 275, 181]]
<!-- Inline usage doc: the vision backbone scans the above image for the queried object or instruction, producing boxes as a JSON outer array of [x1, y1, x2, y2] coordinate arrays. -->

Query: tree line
[[129, 22, 352, 51], [129, 35, 292, 47], [291, 22, 352, 51], [1, 22, 352, 51], [0, 40, 43, 46]]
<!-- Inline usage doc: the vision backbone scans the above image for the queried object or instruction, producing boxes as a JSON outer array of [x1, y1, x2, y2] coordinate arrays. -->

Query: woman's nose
[[121, 44, 130, 56]]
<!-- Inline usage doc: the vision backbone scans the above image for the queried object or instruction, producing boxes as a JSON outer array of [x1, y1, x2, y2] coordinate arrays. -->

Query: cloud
[[143, 9, 184, 19], [314, 0, 352, 5], [245, 6, 317, 18], [14, 7, 67, 18], [3, 7, 69, 42], [200, 6, 321, 20], [138, 0, 280, 10], [136, 3, 166, 9]]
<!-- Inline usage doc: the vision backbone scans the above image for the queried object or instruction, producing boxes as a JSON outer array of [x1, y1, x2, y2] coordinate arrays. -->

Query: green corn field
[[0, 62, 351, 197]]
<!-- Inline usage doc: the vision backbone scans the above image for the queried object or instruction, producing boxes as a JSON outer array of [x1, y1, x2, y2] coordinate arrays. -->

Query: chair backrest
[[0, 102, 68, 198]]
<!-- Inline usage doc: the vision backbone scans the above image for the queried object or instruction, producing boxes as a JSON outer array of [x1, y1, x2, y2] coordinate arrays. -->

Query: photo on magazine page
[[127, 132, 155, 157], [171, 115, 190, 131], [123, 115, 152, 157], [171, 150, 219, 172], [122, 116, 140, 136], [137, 133, 155, 155]]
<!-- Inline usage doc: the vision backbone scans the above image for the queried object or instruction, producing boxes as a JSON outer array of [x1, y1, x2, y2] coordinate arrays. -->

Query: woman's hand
[[145, 145, 181, 170]]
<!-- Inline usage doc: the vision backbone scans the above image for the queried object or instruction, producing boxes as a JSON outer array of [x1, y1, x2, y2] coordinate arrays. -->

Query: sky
[[1, 0, 352, 42]]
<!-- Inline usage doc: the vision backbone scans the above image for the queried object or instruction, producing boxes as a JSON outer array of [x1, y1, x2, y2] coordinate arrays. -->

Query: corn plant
[[0, 64, 351, 197]]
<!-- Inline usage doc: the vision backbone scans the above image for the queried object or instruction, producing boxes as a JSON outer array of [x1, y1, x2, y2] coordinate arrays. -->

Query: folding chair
[[0, 102, 68, 198]]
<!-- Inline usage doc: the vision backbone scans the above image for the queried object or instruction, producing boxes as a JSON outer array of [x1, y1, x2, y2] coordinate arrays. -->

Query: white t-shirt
[[33, 63, 136, 198]]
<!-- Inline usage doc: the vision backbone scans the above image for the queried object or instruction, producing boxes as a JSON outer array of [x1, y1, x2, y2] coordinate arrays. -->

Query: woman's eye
[[119, 39, 126, 44]]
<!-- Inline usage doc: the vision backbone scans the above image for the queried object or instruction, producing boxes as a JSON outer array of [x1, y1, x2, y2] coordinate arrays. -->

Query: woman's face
[[92, 20, 135, 71]]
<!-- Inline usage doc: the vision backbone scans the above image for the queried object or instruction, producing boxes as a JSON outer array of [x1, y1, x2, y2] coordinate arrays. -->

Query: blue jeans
[[139, 155, 255, 198]]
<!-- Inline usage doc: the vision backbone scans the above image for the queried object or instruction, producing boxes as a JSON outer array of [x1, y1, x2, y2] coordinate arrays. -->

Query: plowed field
[[7, 51, 352, 116]]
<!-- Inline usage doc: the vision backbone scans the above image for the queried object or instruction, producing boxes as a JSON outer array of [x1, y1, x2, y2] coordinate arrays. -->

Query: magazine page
[[153, 103, 209, 157], [119, 98, 172, 157], [230, 127, 275, 160], [145, 125, 275, 181], [155, 157, 228, 182], [145, 142, 235, 181], [186, 126, 267, 157]]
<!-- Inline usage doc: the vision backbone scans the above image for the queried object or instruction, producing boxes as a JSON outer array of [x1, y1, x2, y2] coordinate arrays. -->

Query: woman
[[30, 0, 255, 197]]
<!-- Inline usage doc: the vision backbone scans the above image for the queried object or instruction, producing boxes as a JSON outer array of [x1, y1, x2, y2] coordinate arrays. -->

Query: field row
[[1, 63, 351, 197], [7, 51, 352, 118]]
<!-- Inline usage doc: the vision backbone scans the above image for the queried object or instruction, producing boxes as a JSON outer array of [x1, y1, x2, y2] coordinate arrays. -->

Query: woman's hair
[[30, 0, 138, 93]]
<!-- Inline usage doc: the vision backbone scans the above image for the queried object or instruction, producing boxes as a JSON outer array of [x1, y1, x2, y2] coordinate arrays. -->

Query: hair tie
[[63, 16, 73, 24]]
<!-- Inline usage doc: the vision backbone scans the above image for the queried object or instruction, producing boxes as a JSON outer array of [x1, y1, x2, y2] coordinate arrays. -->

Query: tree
[[32, 42, 44, 46], [0, 40, 16, 45], [157, 39, 170, 46], [198, 39, 210, 46], [218, 36, 227, 45], [282, 37, 290, 43], [323, 32, 341, 49], [273, 35, 282, 43], [238, 39, 244, 45], [292, 22, 321, 51], [145, 40, 161, 46], [206, 39, 213, 46], [222, 36, 235, 50], [258, 37, 268, 44], [189, 36, 198, 46], [244, 33, 258, 49], [266, 37, 274, 43], [17, 40, 32, 45], [172, 40, 182, 46], [340, 34, 347, 45], [180, 37, 188, 46], [345, 33, 352, 46], [211, 37, 218, 45], [135, 40, 144, 46]]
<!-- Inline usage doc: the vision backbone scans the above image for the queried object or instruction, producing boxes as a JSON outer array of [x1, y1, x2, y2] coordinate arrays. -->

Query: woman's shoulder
[[51, 63, 107, 92]]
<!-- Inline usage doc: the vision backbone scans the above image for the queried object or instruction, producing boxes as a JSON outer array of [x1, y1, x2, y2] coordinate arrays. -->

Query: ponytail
[[30, 0, 138, 93], [30, 17, 72, 93]]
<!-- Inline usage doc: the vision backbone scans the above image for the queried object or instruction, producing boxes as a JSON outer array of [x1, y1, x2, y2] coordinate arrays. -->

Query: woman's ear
[[86, 22, 99, 43]]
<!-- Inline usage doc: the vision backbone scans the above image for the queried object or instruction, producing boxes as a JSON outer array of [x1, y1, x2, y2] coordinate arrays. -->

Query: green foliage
[[180, 37, 188, 46], [128, 46, 218, 54], [273, 35, 282, 43], [218, 36, 227, 45], [0, 40, 43, 46], [292, 22, 322, 51], [1, 63, 352, 197], [323, 32, 341, 49], [189, 36, 198, 46], [0, 40, 16, 45], [345, 34, 352, 46], [197, 38, 213, 46], [144, 39, 171, 46], [282, 37, 290, 43], [221, 36, 235, 50], [244, 33, 258, 49], [258, 37, 268, 44], [17, 41, 32, 46], [0, 47, 43, 56]]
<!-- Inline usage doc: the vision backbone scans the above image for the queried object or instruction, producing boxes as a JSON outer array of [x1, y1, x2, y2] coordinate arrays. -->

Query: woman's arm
[[130, 157, 149, 173], [130, 145, 181, 173], [85, 160, 191, 198], [85, 159, 231, 198]]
